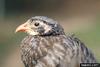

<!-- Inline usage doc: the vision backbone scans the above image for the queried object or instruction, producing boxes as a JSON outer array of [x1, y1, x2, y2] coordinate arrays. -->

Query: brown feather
[[20, 35, 97, 67]]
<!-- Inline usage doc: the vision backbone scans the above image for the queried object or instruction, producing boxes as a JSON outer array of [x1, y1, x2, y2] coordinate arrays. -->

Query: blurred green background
[[0, 0, 100, 67]]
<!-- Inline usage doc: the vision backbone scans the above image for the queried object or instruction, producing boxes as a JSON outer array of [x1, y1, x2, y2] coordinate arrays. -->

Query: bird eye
[[34, 22, 39, 26]]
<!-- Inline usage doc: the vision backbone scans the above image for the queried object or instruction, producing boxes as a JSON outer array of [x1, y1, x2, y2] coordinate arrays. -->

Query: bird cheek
[[37, 27, 45, 34], [26, 29, 39, 35]]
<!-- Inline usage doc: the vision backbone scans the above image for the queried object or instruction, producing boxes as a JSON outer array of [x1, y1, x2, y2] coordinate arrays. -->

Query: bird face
[[15, 16, 64, 36]]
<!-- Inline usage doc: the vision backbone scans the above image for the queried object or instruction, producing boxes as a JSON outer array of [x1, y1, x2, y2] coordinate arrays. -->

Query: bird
[[15, 16, 97, 67]]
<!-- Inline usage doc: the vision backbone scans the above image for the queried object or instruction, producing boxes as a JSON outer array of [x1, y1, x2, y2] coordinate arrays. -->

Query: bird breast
[[20, 35, 76, 67]]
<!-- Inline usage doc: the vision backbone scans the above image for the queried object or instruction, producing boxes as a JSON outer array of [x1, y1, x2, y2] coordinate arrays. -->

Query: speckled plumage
[[18, 16, 97, 67]]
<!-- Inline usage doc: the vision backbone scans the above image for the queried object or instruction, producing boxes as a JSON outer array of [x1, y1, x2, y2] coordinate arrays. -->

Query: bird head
[[15, 16, 64, 36]]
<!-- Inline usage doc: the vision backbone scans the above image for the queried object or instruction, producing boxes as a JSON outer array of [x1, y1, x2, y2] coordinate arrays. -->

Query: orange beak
[[15, 23, 30, 33]]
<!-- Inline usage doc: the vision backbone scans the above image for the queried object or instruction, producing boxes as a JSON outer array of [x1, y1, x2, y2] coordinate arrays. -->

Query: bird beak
[[15, 22, 30, 33]]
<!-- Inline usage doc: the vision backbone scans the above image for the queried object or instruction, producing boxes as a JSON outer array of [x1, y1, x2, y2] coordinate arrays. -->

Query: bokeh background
[[0, 0, 100, 67]]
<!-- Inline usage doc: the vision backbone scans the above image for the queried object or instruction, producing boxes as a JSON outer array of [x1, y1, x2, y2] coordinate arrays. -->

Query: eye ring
[[34, 22, 40, 26]]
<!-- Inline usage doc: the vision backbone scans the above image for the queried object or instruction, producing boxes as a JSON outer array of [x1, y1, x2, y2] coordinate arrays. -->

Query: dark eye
[[34, 22, 39, 26]]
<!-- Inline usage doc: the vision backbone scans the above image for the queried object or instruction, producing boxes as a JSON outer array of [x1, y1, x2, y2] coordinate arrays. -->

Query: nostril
[[24, 24, 27, 27]]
